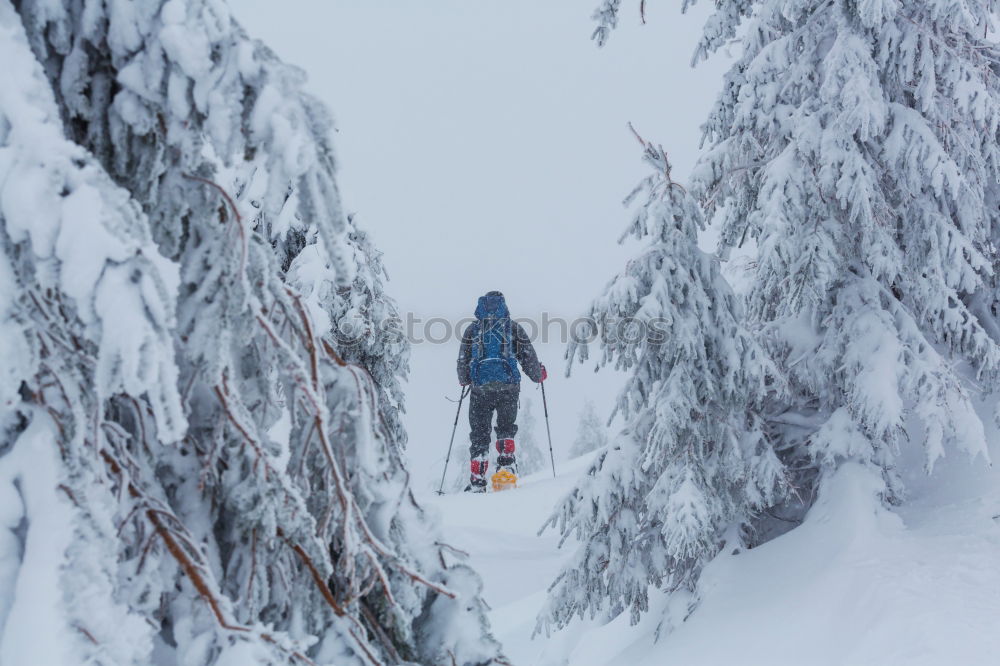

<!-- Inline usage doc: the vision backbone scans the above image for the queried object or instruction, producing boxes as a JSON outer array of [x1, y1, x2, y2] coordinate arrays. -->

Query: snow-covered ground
[[424, 445, 1000, 665], [423, 455, 591, 666]]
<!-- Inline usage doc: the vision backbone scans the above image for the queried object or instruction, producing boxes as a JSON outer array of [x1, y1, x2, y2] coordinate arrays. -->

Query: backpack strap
[[505, 318, 514, 360], [476, 320, 485, 359]]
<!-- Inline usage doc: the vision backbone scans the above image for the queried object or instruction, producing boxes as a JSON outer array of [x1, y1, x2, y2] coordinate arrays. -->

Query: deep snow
[[424, 445, 1000, 666]]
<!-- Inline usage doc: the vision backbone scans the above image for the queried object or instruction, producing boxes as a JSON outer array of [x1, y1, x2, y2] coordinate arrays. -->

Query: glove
[[539, 364, 548, 382]]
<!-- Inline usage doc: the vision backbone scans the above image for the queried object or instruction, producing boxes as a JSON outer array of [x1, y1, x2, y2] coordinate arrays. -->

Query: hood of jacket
[[474, 291, 509, 319]]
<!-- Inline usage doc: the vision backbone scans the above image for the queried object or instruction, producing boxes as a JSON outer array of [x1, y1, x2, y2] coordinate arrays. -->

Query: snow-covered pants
[[468, 383, 519, 461]]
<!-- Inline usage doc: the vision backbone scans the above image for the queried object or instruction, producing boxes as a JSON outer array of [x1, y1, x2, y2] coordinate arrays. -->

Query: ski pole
[[541, 379, 556, 478], [437, 386, 470, 495]]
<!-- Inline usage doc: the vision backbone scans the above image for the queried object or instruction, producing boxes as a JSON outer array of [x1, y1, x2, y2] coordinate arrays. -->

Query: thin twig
[[182, 173, 248, 277]]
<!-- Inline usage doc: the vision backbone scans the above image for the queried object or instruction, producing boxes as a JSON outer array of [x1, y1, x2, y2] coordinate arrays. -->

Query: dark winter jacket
[[457, 292, 543, 386]]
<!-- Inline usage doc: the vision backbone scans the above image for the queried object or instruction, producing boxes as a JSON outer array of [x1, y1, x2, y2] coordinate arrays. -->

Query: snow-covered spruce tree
[[1, 7, 186, 663], [515, 395, 546, 476], [0, 1, 505, 664], [569, 399, 609, 458], [680, 0, 1000, 499], [288, 219, 410, 454], [537, 132, 784, 632]]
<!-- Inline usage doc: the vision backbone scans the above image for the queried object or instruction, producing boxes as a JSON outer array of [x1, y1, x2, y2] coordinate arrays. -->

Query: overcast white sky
[[238, 0, 731, 488]]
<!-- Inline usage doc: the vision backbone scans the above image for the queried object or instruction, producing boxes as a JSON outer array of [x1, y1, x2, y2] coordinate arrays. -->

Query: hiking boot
[[495, 438, 516, 472], [467, 458, 489, 493]]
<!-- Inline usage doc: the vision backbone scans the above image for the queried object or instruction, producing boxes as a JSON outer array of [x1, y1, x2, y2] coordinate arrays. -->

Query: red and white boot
[[467, 458, 489, 493], [491, 439, 518, 492]]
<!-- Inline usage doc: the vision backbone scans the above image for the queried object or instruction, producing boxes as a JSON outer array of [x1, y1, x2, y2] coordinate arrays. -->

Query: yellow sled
[[490, 468, 518, 492]]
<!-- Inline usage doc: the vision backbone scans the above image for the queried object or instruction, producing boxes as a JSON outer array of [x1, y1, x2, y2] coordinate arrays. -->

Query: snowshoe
[[465, 478, 487, 493], [490, 468, 518, 492]]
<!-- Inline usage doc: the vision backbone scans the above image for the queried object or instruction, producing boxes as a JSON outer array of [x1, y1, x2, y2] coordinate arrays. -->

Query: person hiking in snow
[[457, 291, 546, 492]]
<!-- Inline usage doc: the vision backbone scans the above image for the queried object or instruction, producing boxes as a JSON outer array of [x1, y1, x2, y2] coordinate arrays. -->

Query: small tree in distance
[[516, 396, 547, 476], [570, 400, 609, 458]]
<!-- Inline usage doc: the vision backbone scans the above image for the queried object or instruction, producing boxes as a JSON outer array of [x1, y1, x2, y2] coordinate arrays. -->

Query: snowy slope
[[425, 446, 1000, 665], [424, 454, 594, 665]]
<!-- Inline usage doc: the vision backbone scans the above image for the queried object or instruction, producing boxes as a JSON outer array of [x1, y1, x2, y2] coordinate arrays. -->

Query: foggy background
[[238, 0, 729, 491]]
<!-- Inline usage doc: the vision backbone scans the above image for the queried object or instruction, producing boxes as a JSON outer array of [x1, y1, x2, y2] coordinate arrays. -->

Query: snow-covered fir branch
[[537, 130, 785, 632], [691, 0, 1000, 499], [0, 1, 505, 664]]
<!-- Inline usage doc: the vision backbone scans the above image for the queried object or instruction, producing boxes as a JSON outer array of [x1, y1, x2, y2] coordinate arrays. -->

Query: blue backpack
[[469, 292, 520, 386]]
